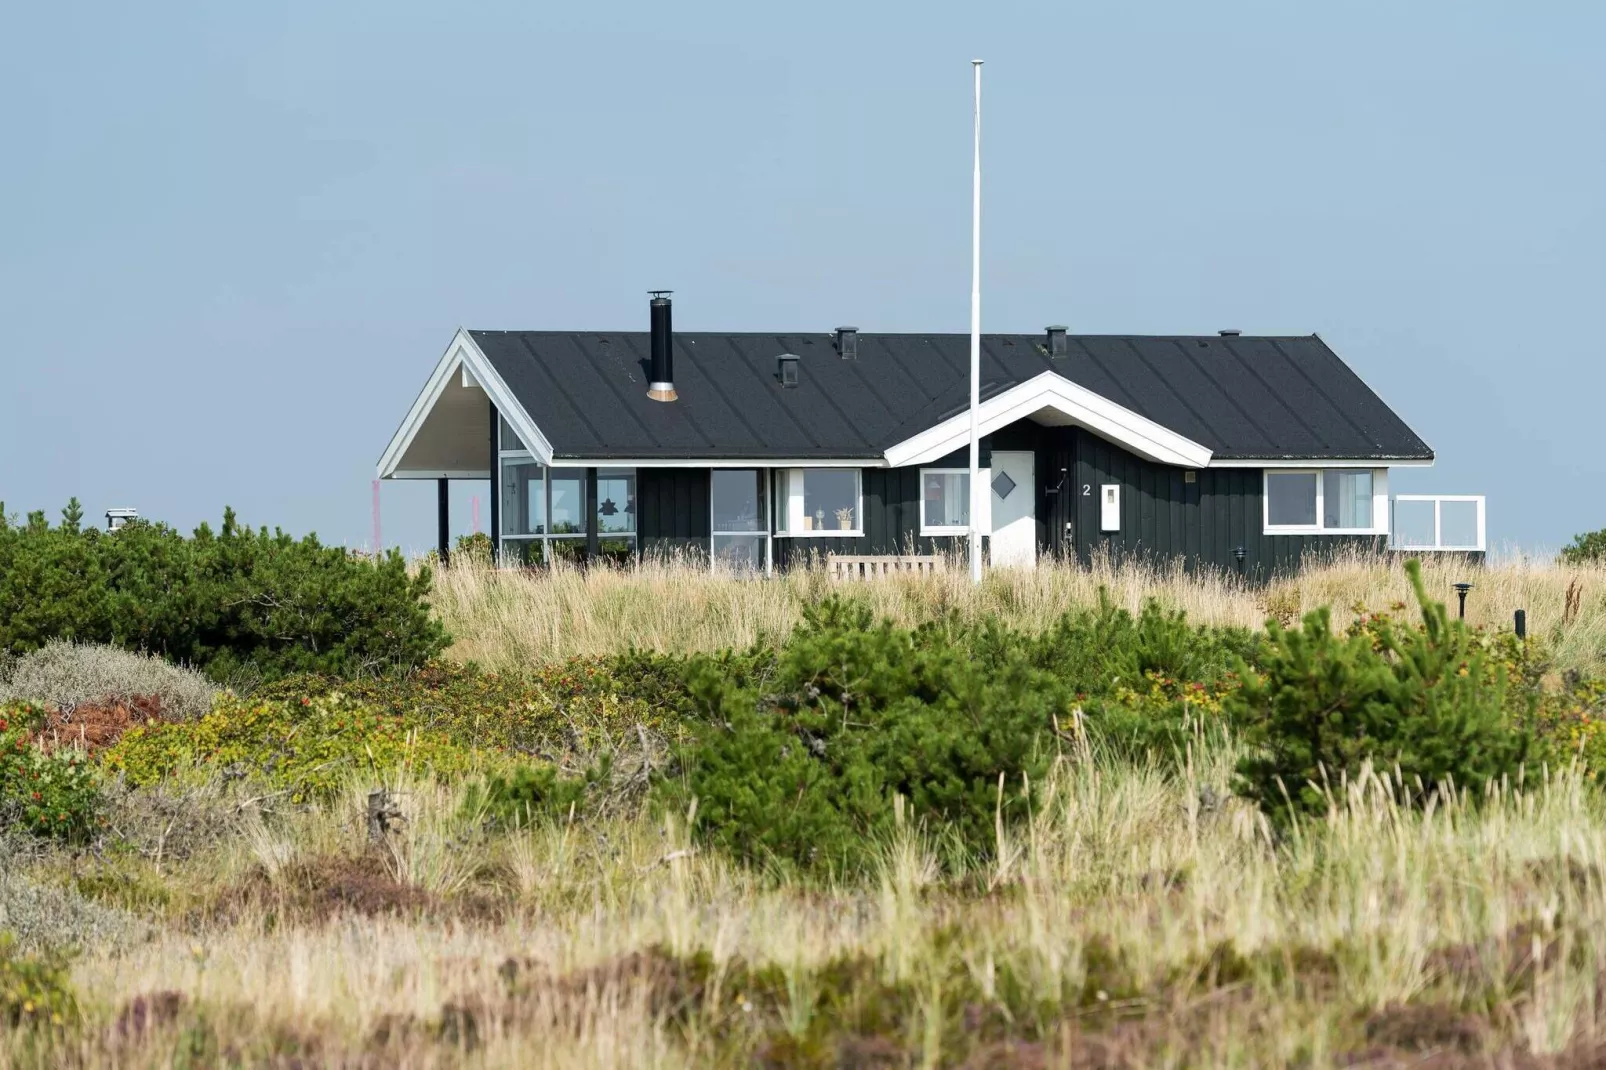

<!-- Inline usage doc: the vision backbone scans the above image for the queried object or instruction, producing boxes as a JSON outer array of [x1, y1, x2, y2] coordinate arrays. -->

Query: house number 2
[[1082, 484, 1091, 496]]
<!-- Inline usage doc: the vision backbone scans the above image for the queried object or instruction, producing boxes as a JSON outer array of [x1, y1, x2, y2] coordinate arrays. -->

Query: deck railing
[[1390, 495, 1486, 552]]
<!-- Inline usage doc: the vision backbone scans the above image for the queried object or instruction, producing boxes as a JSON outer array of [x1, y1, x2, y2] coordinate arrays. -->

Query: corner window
[[920, 469, 970, 534], [1264, 469, 1381, 533], [711, 469, 770, 572], [774, 469, 862, 536], [596, 467, 636, 561]]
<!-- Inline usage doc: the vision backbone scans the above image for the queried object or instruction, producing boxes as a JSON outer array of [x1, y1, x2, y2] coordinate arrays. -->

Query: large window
[[1264, 469, 1381, 533], [498, 417, 635, 562], [920, 469, 970, 534], [711, 469, 769, 572], [774, 469, 862, 536]]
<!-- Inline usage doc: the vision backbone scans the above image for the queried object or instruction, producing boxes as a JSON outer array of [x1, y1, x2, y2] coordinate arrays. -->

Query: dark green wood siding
[[637, 468, 710, 559]]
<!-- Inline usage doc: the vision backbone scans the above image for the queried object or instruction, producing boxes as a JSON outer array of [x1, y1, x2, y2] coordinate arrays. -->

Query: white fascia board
[[387, 469, 494, 480], [1211, 457, 1435, 468], [883, 371, 1213, 470], [376, 329, 554, 478], [561, 457, 885, 468]]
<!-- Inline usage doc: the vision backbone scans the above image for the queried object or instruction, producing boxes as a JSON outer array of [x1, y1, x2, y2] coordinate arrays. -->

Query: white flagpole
[[968, 59, 984, 585]]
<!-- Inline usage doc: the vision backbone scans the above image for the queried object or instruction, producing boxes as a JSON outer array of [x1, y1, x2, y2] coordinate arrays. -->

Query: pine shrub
[[1231, 559, 1532, 822]]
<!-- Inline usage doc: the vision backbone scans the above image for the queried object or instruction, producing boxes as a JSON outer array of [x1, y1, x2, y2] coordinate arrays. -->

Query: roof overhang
[[883, 371, 1215, 469], [376, 329, 553, 479], [1208, 456, 1435, 468]]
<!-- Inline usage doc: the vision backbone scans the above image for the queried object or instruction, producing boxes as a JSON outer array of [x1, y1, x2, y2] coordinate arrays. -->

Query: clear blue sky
[[3, 1, 1600, 554]]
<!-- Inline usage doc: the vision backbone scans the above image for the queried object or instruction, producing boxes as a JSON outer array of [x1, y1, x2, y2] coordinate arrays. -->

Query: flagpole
[[968, 59, 984, 585]]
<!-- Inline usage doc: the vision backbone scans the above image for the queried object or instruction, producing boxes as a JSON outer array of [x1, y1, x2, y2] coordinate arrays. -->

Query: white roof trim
[[554, 457, 885, 469], [1210, 456, 1434, 468], [883, 371, 1214, 470], [376, 329, 553, 478]]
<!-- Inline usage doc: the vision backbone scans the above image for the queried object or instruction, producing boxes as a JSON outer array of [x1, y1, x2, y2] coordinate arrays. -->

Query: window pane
[[1322, 471, 1373, 529], [597, 535, 636, 563], [500, 537, 546, 566], [713, 534, 766, 572], [1392, 499, 1437, 548], [597, 468, 636, 535], [499, 415, 527, 451], [1266, 472, 1317, 527], [803, 470, 858, 532], [548, 537, 586, 563], [500, 460, 545, 536], [548, 469, 585, 535], [922, 471, 969, 529], [712, 470, 765, 532], [1441, 500, 1480, 548]]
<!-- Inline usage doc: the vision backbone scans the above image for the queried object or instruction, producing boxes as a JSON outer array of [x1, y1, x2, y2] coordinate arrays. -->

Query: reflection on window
[[501, 460, 546, 537], [1266, 472, 1318, 527], [920, 470, 969, 532], [1322, 471, 1373, 530], [714, 534, 766, 571], [775, 469, 861, 534], [597, 469, 636, 535], [712, 470, 768, 572], [548, 468, 585, 536]]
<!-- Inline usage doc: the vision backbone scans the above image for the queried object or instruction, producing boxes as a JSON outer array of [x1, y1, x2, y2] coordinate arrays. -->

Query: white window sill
[[920, 527, 970, 537], [1264, 526, 1388, 536], [774, 530, 863, 538]]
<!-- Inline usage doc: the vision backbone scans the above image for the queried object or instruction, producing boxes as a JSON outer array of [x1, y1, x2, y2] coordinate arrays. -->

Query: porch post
[[437, 478, 450, 565], [487, 399, 500, 561], [584, 467, 599, 561]]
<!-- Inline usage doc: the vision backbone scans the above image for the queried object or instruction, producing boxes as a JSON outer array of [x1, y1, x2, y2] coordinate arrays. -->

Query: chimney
[[1218, 329, 1241, 337], [647, 291, 677, 402], [778, 353, 800, 387], [835, 326, 858, 359], [1045, 325, 1068, 357]]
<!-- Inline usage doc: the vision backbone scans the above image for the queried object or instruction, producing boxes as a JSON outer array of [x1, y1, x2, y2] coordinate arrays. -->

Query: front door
[[989, 451, 1036, 568]]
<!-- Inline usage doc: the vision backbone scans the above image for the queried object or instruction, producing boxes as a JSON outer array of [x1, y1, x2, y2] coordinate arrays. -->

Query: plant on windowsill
[[835, 507, 854, 531]]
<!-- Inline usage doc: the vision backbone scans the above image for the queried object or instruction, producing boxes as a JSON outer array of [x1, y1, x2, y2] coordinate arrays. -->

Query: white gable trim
[[376, 329, 553, 478], [883, 371, 1214, 470]]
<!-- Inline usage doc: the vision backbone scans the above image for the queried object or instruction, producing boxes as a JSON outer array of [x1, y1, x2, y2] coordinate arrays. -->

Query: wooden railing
[[828, 555, 947, 581]]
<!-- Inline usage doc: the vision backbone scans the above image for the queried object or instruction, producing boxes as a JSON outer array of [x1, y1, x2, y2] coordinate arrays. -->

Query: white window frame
[[1389, 495, 1486, 552], [498, 417, 637, 559], [710, 468, 773, 575], [773, 468, 864, 538], [918, 468, 972, 536], [1262, 468, 1389, 535]]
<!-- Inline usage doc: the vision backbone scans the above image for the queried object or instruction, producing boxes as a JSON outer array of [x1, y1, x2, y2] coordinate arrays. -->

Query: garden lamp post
[[1453, 582, 1473, 619]]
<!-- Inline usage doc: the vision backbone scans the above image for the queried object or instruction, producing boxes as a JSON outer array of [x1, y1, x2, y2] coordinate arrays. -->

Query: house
[[377, 294, 1483, 575]]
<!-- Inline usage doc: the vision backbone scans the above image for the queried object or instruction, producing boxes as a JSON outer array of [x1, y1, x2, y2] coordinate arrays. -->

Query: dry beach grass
[[433, 547, 1606, 678]]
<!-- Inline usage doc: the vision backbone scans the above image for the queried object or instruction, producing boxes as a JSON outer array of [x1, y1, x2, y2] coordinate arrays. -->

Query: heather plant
[[0, 505, 448, 681], [0, 641, 216, 719], [1232, 559, 1533, 823]]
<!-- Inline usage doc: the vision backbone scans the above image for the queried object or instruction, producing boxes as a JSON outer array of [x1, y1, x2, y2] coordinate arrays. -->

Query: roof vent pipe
[[778, 353, 800, 387], [835, 326, 858, 359], [647, 291, 677, 402], [1218, 329, 1241, 337], [1045, 325, 1068, 357]]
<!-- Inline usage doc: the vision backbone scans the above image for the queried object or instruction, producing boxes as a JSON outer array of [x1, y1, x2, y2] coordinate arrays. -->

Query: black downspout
[[488, 399, 501, 562], [585, 467, 599, 561], [437, 478, 450, 566]]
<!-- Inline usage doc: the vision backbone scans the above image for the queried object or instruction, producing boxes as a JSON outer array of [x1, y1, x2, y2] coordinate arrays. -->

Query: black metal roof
[[468, 330, 1433, 463]]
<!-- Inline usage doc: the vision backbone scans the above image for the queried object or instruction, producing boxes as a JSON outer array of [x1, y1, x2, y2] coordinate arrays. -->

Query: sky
[[2, 1, 1601, 555]]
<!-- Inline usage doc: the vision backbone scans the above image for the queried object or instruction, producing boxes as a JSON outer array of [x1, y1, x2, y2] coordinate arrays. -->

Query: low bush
[[0, 504, 449, 682], [0, 844, 142, 955], [0, 703, 102, 840], [670, 599, 1066, 875], [101, 694, 495, 803], [0, 934, 77, 1028], [0, 640, 216, 720], [1232, 560, 1533, 823], [460, 762, 596, 828], [1559, 527, 1606, 564]]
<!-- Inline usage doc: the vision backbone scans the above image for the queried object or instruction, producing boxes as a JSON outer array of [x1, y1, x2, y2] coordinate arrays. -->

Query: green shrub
[[1231, 560, 1532, 823], [101, 694, 494, 803], [1560, 528, 1606, 564], [0, 933, 77, 1028], [461, 761, 596, 828], [0, 640, 216, 719], [670, 599, 1066, 875], [0, 505, 448, 682], [0, 703, 102, 840]]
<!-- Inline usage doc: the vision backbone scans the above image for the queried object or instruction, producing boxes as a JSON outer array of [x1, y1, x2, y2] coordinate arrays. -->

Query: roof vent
[[778, 353, 800, 388], [1218, 329, 1241, 337], [835, 326, 858, 359], [647, 291, 677, 402], [1045, 325, 1068, 357]]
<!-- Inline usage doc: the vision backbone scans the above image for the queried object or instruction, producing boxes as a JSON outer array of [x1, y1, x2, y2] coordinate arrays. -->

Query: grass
[[10, 742, 1606, 1067], [433, 546, 1606, 677]]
